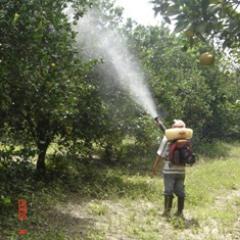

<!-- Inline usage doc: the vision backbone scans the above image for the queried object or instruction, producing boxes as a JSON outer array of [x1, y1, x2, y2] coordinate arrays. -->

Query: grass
[[88, 202, 108, 216], [1, 141, 240, 239]]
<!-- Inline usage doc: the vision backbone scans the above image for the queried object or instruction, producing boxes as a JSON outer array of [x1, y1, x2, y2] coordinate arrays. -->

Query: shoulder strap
[[168, 141, 178, 161]]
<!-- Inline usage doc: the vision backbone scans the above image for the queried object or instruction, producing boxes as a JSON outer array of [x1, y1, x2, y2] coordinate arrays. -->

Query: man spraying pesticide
[[152, 117, 195, 218]]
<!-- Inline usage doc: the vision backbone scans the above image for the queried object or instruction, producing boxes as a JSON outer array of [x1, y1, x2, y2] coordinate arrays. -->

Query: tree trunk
[[103, 144, 117, 164], [36, 142, 49, 173]]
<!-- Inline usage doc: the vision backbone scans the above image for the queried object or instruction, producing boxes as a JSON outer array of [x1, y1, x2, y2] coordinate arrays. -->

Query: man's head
[[172, 119, 186, 128]]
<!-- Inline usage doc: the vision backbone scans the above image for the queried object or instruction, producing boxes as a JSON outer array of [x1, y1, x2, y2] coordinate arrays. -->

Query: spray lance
[[154, 116, 166, 133]]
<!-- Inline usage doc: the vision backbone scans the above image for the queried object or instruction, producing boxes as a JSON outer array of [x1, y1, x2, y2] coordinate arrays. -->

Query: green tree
[[127, 24, 238, 141], [152, 0, 240, 49], [74, 0, 160, 162], [0, 0, 100, 172], [151, 0, 240, 140]]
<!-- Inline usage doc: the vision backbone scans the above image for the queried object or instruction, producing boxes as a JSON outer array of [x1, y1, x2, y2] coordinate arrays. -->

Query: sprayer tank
[[165, 128, 193, 141]]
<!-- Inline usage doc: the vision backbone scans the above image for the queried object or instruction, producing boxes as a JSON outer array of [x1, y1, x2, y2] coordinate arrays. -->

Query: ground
[[55, 183, 240, 240], [1, 142, 240, 240]]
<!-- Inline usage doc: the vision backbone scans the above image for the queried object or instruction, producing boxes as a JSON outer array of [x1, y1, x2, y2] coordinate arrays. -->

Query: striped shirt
[[157, 136, 185, 175]]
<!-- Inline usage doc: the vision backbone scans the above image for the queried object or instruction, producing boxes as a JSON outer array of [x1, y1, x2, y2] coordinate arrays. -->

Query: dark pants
[[163, 174, 185, 198]]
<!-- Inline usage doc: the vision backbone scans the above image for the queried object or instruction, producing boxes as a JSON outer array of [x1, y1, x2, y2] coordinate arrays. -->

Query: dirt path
[[55, 189, 240, 240]]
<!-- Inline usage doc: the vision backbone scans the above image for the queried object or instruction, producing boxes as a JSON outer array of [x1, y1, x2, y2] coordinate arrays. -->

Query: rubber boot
[[175, 197, 184, 218], [162, 195, 173, 217]]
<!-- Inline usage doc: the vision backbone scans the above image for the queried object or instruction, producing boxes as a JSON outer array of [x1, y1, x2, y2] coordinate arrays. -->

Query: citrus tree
[[152, 0, 240, 49], [126, 23, 238, 141], [0, 0, 102, 172]]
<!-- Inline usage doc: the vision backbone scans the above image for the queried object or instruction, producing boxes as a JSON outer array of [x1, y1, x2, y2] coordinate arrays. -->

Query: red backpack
[[168, 139, 195, 166]]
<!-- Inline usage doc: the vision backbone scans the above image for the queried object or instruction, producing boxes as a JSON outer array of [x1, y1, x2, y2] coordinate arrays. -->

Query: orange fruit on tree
[[199, 52, 214, 65]]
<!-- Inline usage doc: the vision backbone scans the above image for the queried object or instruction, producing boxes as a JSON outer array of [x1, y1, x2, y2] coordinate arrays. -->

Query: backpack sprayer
[[154, 116, 196, 166], [154, 116, 193, 140]]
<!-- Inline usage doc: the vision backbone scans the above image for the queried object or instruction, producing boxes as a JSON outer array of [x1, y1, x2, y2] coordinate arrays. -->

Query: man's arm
[[152, 135, 167, 176], [151, 154, 163, 176]]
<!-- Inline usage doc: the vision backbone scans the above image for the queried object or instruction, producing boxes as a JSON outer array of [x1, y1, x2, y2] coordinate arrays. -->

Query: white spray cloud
[[64, 6, 158, 118]]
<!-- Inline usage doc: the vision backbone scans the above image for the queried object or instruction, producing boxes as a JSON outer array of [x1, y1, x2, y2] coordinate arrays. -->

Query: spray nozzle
[[154, 116, 166, 133]]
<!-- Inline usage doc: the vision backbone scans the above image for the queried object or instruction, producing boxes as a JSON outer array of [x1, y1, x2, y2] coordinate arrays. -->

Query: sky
[[114, 0, 162, 26]]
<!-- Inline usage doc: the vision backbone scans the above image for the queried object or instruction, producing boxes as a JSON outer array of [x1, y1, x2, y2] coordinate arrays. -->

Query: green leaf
[[166, 5, 180, 16], [164, 16, 171, 24], [13, 13, 20, 24], [207, 4, 221, 15], [195, 22, 208, 33], [2, 196, 12, 205], [175, 21, 191, 33]]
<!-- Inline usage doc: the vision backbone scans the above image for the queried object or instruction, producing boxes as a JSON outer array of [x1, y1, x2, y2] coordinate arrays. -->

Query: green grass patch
[[186, 157, 240, 207], [1, 141, 240, 239], [88, 201, 108, 216]]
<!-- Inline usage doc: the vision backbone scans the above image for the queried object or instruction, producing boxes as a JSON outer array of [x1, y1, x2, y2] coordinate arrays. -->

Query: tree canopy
[[0, 0, 239, 174], [152, 0, 240, 50]]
